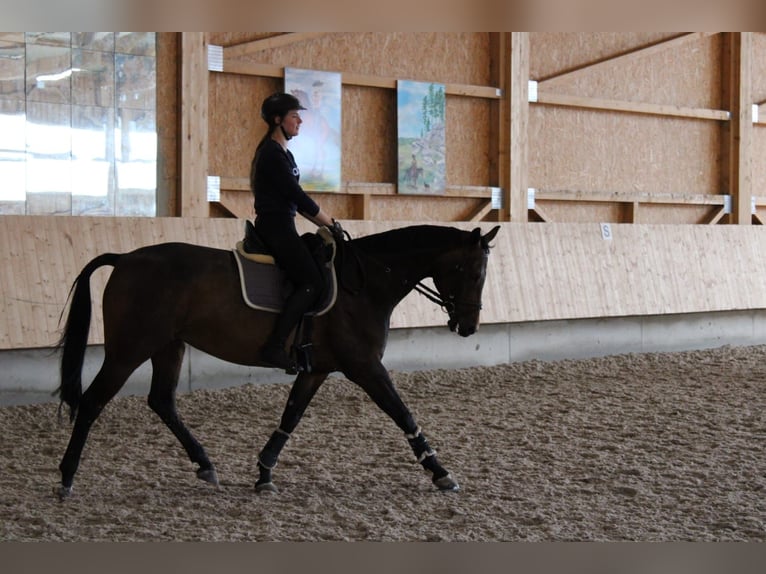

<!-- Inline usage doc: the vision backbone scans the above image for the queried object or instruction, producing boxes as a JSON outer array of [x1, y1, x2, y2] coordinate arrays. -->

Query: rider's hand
[[330, 219, 345, 243]]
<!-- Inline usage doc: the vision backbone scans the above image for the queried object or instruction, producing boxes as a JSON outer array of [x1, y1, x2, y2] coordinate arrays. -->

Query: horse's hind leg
[[57, 357, 137, 499], [147, 340, 218, 487], [346, 361, 459, 491]]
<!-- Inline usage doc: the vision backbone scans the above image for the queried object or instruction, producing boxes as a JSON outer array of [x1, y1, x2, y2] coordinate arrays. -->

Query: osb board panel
[[238, 33, 493, 87], [532, 33, 685, 81], [208, 74, 281, 177], [537, 201, 716, 225], [529, 106, 721, 195], [340, 85, 396, 184], [446, 97, 493, 186], [370, 197, 479, 222], [751, 33, 766, 102], [5, 217, 766, 350], [207, 46, 493, 190], [632, 203, 715, 225], [532, 33, 722, 109], [534, 201, 624, 224]]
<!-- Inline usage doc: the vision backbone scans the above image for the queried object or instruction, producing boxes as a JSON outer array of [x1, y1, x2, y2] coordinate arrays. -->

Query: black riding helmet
[[260, 92, 306, 126]]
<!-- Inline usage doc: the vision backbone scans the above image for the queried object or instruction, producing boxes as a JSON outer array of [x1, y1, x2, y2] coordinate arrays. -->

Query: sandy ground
[[1, 344, 765, 542]]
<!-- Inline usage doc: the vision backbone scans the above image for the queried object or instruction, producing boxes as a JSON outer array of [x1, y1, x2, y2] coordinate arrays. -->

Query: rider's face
[[278, 110, 302, 137]]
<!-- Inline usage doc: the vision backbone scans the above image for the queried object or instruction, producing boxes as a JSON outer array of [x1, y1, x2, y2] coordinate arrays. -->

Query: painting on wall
[[284, 68, 342, 192], [397, 79, 445, 195]]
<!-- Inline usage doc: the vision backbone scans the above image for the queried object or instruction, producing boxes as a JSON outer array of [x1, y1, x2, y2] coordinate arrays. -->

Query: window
[[0, 32, 157, 216]]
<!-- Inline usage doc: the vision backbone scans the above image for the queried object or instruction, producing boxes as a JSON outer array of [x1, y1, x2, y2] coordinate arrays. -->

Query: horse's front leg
[[346, 361, 459, 491], [255, 371, 328, 493]]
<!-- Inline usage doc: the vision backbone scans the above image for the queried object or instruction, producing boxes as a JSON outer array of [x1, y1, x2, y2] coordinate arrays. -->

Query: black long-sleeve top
[[251, 138, 320, 218]]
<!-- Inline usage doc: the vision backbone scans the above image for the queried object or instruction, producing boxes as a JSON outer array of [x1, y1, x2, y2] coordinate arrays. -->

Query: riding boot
[[261, 285, 318, 373]]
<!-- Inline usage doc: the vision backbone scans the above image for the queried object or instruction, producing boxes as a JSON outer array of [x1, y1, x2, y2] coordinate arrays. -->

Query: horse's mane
[[350, 225, 468, 255]]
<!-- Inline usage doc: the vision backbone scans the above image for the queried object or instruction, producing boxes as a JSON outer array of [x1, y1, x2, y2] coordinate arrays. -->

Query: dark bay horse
[[54, 224, 501, 499]]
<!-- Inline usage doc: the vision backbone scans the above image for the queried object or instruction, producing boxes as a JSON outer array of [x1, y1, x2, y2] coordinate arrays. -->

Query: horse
[[54, 223, 501, 499]]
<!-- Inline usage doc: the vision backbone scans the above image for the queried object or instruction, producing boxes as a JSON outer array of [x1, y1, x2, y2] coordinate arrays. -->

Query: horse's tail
[[56, 253, 121, 423]]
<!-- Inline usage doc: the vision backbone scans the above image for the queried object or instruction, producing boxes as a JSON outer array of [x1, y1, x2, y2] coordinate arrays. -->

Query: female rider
[[250, 92, 338, 372]]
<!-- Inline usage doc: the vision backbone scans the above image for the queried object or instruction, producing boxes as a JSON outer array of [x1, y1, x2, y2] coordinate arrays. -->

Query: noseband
[[413, 280, 482, 315]]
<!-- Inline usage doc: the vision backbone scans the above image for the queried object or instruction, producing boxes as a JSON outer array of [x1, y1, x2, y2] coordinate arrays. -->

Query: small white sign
[[528, 80, 538, 103], [600, 223, 612, 240], [208, 45, 223, 72], [206, 176, 221, 202]]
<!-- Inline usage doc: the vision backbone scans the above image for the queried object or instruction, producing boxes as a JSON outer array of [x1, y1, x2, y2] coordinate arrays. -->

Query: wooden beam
[[352, 193, 371, 219], [623, 201, 639, 223], [224, 33, 327, 59], [463, 200, 493, 222], [537, 33, 719, 87], [535, 189, 727, 206], [705, 205, 728, 225], [218, 53, 501, 100], [535, 91, 729, 122], [219, 177, 498, 199], [723, 32, 753, 225], [529, 203, 551, 222], [490, 33, 508, 221], [180, 32, 209, 217], [509, 32, 530, 223]]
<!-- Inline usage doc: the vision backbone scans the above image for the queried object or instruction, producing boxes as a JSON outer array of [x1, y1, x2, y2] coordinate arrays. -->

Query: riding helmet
[[260, 92, 306, 124]]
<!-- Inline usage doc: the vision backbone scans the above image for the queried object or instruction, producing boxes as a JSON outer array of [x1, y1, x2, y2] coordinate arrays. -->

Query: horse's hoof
[[196, 467, 220, 487], [54, 485, 72, 501], [255, 481, 278, 494], [433, 474, 460, 492]]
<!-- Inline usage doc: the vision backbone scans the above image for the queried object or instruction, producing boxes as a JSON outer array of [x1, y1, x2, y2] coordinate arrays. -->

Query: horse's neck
[[353, 226, 463, 305], [365, 245, 442, 304]]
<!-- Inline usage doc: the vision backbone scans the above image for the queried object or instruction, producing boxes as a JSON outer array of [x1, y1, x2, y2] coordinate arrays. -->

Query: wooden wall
[[4, 216, 766, 350], [163, 32, 766, 225]]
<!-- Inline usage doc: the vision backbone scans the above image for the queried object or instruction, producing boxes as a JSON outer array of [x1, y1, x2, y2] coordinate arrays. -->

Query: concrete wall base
[[4, 309, 766, 404]]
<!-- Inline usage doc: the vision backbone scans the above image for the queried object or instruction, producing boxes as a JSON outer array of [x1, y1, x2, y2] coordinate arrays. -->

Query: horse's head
[[432, 225, 500, 337]]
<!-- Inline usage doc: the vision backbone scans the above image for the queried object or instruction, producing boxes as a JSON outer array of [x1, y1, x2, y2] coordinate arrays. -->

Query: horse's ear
[[481, 225, 500, 250], [470, 227, 482, 243]]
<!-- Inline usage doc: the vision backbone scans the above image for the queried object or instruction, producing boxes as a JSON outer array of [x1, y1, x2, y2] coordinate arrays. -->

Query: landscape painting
[[397, 79, 445, 195]]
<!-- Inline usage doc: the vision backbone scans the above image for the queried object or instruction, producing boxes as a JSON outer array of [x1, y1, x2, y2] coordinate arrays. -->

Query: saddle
[[233, 220, 338, 316]]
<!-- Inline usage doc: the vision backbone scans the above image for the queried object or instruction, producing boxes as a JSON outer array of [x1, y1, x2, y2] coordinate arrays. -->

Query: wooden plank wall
[[4, 216, 766, 350]]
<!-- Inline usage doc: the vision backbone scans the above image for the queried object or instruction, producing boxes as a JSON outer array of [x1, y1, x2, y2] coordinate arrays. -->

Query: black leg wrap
[[257, 428, 290, 469], [406, 428, 436, 463]]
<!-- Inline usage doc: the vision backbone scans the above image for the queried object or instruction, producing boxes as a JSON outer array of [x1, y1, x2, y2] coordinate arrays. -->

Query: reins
[[412, 281, 456, 314]]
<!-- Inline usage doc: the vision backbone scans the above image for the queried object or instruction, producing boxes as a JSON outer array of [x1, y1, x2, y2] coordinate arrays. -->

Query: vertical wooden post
[[492, 32, 529, 223], [508, 32, 530, 223], [489, 33, 506, 220], [722, 32, 753, 225], [180, 32, 209, 217]]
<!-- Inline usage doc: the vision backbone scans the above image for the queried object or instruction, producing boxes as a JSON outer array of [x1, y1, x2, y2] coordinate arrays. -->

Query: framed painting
[[397, 79, 445, 195], [284, 68, 342, 192]]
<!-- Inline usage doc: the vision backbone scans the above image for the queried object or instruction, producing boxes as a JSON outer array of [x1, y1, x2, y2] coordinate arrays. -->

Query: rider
[[250, 92, 338, 372]]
